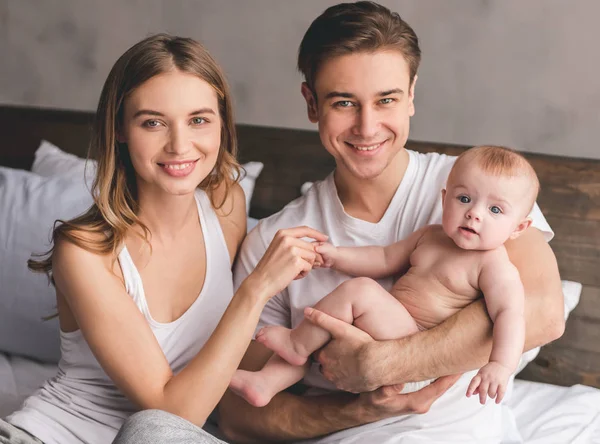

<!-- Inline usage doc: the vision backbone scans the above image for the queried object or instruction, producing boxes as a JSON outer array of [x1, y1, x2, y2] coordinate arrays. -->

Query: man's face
[[303, 50, 415, 182]]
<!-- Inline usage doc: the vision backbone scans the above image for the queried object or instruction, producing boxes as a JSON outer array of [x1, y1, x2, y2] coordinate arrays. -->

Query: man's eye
[[459, 195, 471, 203], [334, 100, 354, 108], [490, 206, 502, 214], [191, 117, 207, 125], [380, 98, 394, 104]]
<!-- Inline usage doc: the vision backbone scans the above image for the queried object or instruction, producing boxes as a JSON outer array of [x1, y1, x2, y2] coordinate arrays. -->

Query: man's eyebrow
[[132, 108, 216, 119], [378, 88, 404, 96], [323, 89, 404, 100], [324, 91, 356, 100]]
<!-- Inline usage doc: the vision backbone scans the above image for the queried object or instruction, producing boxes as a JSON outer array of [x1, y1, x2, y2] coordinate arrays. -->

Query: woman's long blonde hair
[[29, 34, 240, 277]]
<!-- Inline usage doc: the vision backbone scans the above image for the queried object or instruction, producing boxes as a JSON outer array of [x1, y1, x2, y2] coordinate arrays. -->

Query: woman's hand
[[246, 226, 328, 302]]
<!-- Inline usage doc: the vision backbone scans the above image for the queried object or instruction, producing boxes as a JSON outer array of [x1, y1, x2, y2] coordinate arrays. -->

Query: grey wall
[[1, 0, 598, 159]]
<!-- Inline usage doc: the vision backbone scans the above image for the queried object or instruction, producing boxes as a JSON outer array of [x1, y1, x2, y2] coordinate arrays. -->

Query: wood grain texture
[[1, 105, 599, 388]]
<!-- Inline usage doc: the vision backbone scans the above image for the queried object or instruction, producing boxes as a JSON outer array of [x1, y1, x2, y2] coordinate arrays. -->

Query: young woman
[[0, 34, 325, 444]]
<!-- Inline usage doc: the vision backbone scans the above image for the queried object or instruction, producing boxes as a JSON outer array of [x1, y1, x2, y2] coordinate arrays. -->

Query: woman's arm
[[53, 185, 327, 428], [53, 238, 265, 427]]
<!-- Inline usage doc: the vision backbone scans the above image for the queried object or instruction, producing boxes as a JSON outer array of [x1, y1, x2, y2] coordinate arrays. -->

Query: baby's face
[[442, 165, 533, 250]]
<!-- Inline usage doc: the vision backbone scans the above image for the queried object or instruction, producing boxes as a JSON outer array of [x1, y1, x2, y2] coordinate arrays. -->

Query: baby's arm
[[315, 226, 428, 279], [467, 249, 525, 404]]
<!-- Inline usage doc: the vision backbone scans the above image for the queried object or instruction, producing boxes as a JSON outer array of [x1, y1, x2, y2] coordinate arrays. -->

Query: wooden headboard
[[1, 104, 599, 389]]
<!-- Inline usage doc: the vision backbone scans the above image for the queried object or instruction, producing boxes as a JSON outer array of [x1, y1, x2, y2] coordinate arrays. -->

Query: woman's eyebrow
[[132, 108, 216, 119]]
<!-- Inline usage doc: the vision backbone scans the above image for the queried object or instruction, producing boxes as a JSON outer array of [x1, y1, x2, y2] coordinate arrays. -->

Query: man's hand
[[305, 307, 385, 392], [360, 374, 462, 420]]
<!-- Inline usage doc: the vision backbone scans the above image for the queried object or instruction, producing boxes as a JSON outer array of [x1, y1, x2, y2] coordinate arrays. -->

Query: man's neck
[[335, 149, 410, 223]]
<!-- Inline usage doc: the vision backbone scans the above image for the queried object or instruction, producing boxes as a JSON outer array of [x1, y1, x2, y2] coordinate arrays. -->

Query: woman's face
[[120, 69, 222, 198]]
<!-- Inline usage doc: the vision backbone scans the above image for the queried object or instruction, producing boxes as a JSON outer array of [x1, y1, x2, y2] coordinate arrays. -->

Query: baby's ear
[[510, 217, 533, 240], [441, 189, 446, 205]]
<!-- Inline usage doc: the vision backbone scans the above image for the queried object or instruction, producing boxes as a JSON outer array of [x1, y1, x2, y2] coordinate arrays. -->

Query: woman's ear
[[301, 82, 319, 123], [510, 217, 533, 240], [441, 188, 446, 205]]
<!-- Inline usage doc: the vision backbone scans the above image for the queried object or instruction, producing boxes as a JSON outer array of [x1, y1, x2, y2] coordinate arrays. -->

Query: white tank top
[[8, 190, 234, 444]]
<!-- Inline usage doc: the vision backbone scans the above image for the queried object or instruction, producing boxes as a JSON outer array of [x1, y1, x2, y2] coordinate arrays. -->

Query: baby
[[230, 146, 540, 407]]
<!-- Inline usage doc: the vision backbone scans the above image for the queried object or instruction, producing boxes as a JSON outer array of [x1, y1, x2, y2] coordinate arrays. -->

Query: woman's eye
[[144, 119, 161, 128], [459, 195, 471, 204], [191, 117, 207, 125], [490, 206, 502, 214]]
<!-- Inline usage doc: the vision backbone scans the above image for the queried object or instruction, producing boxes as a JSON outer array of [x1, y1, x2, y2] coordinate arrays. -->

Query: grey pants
[[112, 410, 228, 444], [0, 419, 43, 444]]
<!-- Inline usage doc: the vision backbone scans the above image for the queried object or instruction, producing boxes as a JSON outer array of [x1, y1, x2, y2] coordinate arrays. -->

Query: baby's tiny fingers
[[466, 376, 481, 397], [479, 384, 488, 405], [496, 386, 506, 404]]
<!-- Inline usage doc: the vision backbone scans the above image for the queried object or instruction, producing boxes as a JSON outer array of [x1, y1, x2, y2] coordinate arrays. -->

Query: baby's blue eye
[[459, 195, 471, 204], [490, 206, 502, 214]]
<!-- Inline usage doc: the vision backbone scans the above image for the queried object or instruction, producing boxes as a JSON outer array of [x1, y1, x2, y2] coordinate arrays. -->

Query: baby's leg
[[229, 355, 308, 407], [257, 277, 419, 366]]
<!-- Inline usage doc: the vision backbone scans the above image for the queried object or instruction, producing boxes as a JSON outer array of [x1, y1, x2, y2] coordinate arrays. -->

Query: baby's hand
[[313, 242, 337, 268], [466, 362, 512, 405]]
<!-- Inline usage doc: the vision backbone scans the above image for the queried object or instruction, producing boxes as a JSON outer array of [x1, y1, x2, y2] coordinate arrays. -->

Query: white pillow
[[0, 167, 93, 362], [32, 140, 263, 215]]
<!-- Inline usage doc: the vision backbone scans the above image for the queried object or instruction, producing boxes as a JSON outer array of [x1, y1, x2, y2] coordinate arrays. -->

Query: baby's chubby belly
[[391, 271, 478, 330]]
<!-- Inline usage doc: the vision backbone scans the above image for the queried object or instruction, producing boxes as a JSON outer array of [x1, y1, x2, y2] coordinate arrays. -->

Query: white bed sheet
[[1, 352, 598, 442], [506, 379, 600, 443]]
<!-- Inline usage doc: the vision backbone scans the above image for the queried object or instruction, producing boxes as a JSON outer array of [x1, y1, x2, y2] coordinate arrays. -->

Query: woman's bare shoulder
[[52, 229, 118, 275], [211, 181, 247, 259]]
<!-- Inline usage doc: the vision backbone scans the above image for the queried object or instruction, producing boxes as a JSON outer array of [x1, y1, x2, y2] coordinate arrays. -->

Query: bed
[[1, 105, 599, 442]]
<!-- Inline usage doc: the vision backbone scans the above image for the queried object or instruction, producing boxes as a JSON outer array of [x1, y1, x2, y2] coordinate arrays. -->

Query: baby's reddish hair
[[451, 145, 540, 211]]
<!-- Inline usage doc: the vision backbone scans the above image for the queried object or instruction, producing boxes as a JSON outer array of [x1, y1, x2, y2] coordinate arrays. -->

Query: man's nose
[[352, 106, 379, 140]]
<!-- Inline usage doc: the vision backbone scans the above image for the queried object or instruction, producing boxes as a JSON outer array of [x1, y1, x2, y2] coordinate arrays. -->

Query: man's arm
[[312, 228, 565, 392], [218, 223, 458, 442], [218, 340, 460, 443]]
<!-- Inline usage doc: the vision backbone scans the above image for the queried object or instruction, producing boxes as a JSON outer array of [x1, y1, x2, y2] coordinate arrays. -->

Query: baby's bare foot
[[229, 369, 277, 408], [256, 326, 309, 366]]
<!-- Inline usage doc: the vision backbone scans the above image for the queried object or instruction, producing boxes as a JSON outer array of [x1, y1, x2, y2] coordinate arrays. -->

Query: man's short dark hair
[[298, 1, 421, 93]]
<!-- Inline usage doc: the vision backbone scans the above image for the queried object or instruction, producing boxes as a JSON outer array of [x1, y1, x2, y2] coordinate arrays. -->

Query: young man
[[219, 2, 564, 443]]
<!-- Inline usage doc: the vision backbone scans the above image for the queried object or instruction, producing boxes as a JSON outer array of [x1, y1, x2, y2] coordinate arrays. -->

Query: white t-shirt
[[234, 150, 553, 444]]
